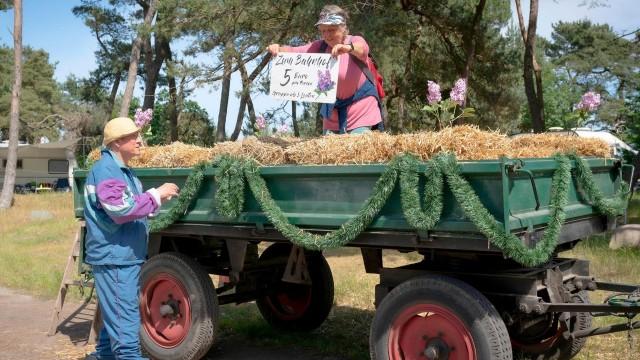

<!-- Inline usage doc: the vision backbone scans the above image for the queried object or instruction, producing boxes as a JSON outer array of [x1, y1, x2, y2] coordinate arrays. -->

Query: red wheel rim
[[141, 273, 192, 348], [266, 283, 313, 321], [388, 303, 476, 360]]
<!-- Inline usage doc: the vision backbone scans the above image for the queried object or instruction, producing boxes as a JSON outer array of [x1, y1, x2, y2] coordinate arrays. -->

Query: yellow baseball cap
[[103, 117, 140, 146]]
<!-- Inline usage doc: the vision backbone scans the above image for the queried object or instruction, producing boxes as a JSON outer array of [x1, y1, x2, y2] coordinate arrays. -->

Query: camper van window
[[48, 159, 69, 174], [2, 159, 22, 169]]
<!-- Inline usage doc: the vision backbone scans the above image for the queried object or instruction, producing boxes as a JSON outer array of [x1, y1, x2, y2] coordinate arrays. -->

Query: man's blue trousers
[[91, 264, 148, 360]]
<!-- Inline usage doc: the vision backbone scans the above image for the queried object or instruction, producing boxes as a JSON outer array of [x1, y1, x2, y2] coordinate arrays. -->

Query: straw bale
[[86, 142, 215, 168], [83, 127, 613, 168], [211, 136, 286, 165], [256, 135, 305, 149], [130, 142, 216, 168], [284, 132, 397, 165], [508, 134, 611, 158], [395, 125, 511, 161]]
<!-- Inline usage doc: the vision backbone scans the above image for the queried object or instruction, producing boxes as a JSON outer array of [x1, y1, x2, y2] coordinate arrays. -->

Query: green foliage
[[621, 94, 640, 150], [148, 90, 215, 146], [545, 20, 640, 129], [0, 47, 61, 143], [422, 99, 476, 128], [0, 0, 11, 11], [178, 100, 216, 145], [547, 21, 638, 90]]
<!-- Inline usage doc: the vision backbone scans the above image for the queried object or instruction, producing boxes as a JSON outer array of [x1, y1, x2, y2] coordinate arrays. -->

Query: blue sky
[[0, 1, 638, 136]]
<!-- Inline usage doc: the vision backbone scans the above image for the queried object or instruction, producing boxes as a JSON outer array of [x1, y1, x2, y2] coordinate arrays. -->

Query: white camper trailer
[[0, 139, 77, 192]]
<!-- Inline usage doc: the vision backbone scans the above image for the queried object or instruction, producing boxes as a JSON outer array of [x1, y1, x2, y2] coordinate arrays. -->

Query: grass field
[[1, 192, 639, 359]]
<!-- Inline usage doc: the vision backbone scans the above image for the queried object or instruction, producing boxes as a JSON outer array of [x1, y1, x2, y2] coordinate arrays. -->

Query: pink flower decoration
[[450, 78, 467, 106], [426, 81, 442, 105], [134, 108, 153, 128], [256, 115, 267, 130], [576, 91, 601, 112], [277, 123, 290, 133]]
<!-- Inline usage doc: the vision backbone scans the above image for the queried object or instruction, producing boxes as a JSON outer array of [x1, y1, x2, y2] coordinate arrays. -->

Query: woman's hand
[[331, 43, 352, 57], [267, 43, 281, 56]]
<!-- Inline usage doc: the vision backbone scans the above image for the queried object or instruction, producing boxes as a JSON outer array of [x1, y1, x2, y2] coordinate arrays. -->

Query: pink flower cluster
[[256, 115, 267, 130], [134, 108, 153, 128], [426, 78, 467, 106], [427, 81, 442, 105], [576, 91, 601, 112], [277, 123, 290, 133], [450, 78, 467, 106]]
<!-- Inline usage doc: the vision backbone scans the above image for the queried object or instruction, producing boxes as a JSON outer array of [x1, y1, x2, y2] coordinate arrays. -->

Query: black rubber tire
[[516, 292, 592, 360], [140, 252, 218, 360], [370, 274, 513, 360], [255, 243, 334, 331]]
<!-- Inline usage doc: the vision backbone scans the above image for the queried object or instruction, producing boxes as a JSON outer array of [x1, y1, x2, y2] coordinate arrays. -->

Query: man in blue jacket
[[84, 117, 179, 360]]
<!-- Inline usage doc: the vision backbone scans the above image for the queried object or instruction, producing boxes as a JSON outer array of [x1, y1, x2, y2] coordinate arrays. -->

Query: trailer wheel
[[512, 292, 592, 360], [370, 275, 512, 360], [140, 252, 218, 360], [256, 243, 334, 331]]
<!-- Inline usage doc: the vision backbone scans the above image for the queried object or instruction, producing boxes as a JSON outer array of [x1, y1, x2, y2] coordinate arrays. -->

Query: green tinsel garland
[[397, 154, 443, 231], [566, 153, 630, 217], [213, 156, 246, 218], [149, 162, 209, 232], [148, 152, 628, 267]]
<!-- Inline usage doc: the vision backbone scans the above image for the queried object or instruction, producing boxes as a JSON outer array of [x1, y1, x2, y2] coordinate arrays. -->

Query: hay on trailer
[[84, 127, 613, 168], [131, 142, 216, 168], [508, 134, 611, 158], [212, 136, 286, 165], [87, 142, 216, 168], [395, 125, 511, 161], [284, 132, 397, 165]]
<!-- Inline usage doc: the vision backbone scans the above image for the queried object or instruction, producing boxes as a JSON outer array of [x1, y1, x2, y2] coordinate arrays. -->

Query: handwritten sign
[[269, 53, 339, 103]]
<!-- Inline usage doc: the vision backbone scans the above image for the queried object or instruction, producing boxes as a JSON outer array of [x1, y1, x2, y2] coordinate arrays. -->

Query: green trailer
[[72, 153, 639, 360]]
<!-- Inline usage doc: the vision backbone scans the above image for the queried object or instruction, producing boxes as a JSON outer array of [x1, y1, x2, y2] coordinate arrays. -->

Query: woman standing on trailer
[[267, 4, 383, 135]]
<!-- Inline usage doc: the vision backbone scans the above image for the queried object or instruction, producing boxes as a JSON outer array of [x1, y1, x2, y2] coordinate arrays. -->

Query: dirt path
[[0, 286, 341, 360]]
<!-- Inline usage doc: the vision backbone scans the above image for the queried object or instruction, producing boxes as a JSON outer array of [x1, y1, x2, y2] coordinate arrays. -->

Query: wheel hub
[[423, 337, 450, 360], [159, 295, 182, 321]]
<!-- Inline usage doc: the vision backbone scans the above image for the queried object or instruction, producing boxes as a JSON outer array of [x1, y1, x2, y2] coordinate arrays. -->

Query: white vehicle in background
[[514, 128, 639, 193], [547, 127, 638, 158]]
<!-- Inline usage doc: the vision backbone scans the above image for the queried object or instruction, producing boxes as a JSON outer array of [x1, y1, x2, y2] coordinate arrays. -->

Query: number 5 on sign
[[269, 53, 339, 104]]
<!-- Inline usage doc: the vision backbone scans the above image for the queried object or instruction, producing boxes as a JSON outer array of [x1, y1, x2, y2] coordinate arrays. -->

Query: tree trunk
[[162, 41, 178, 142], [292, 101, 299, 136], [107, 70, 122, 118], [396, 97, 405, 131], [515, 0, 544, 132], [631, 153, 640, 193], [461, 0, 486, 81], [142, 34, 169, 111], [315, 106, 323, 135], [247, 96, 256, 132], [216, 46, 233, 142], [231, 61, 251, 141], [167, 65, 178, 142], [119, 0, 157, 117], [0, 0, 22, 209]]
